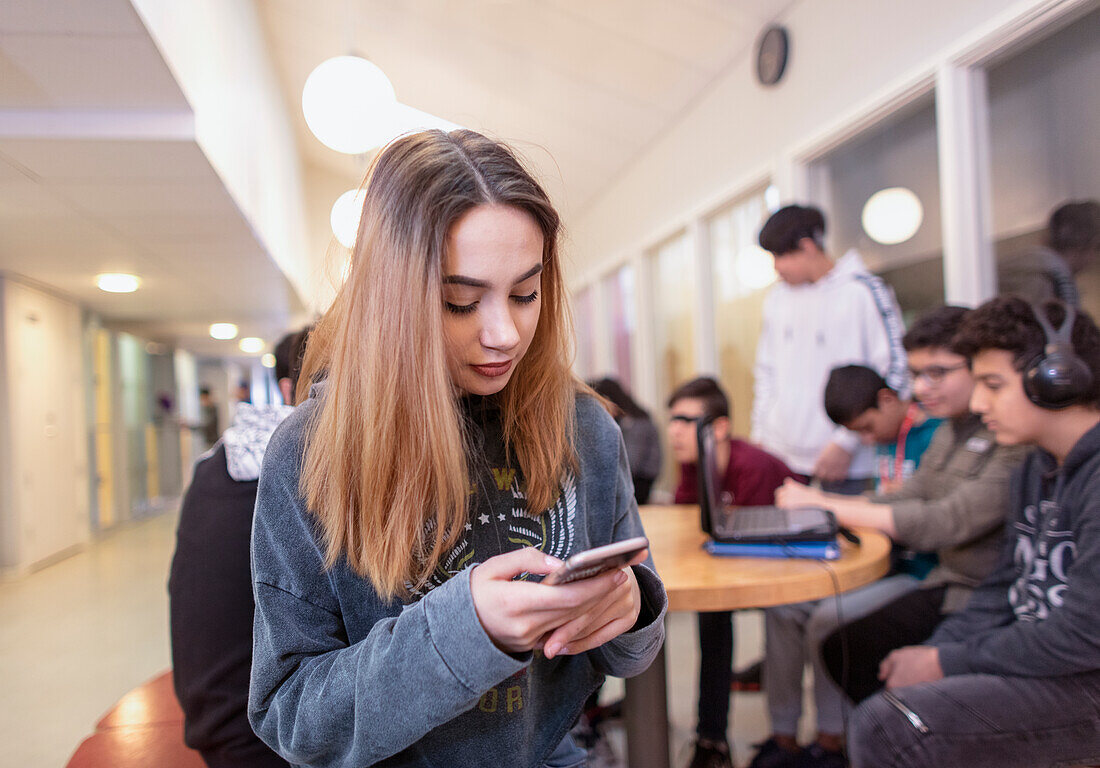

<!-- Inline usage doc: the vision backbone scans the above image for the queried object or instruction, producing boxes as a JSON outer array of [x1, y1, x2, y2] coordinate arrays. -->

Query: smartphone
[[541, 536, 649, 586]]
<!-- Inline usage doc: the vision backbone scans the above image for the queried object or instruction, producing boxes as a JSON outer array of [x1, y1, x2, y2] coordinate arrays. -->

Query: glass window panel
[[710, 188, 774, 436], [651, 232, 696, 413], [573, 285, 596, 379], [601, 264, 636, 391]]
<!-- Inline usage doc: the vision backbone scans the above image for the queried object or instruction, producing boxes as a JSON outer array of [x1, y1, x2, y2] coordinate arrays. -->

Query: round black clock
[[755, 25, 789, 86]]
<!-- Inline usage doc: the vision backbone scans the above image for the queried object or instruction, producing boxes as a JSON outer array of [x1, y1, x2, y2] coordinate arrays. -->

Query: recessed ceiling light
[[96, 273, 140, 293], [209, 323, 239, 340], [862, 187, 923, 245], [261, 353, 276, 368], [239, 337, 265, 354]]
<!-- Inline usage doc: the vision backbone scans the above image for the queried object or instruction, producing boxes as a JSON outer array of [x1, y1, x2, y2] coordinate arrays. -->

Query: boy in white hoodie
[[752, 204, 908, 489]]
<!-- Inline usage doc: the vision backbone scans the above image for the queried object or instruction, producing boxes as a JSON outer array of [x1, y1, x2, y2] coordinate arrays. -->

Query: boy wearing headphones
[[848, 296, 1100, 768]]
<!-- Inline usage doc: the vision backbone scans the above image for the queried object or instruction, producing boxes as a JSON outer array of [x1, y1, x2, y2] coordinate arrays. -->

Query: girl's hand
[[540, 548, 648, 659], [469, 547, 633, 655]]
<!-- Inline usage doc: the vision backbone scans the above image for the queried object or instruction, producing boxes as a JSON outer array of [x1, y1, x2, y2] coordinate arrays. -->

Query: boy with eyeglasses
[[667, 377, 793, 768], [752, 307, 1026, 767], [847, 296, 1100, 768]]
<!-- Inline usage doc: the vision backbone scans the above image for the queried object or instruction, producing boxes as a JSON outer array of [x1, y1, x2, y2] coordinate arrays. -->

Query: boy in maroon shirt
[[668, 377, 793, 768]]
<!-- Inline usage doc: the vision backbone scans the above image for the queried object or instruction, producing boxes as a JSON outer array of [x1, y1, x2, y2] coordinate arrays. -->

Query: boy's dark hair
[[824, 365, 894, 426], [274, 325, 313, 388], [758, 205, 826, 256], [903, 305, 970, 351], [1049, 199, 1100, 254], [667, 376, 730, 421], [952, 296, 1100, 405], [199, 386, 211, 397]]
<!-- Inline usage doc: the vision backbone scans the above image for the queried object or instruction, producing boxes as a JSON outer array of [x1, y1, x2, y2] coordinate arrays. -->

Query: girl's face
[[441, 204, 544, 396]]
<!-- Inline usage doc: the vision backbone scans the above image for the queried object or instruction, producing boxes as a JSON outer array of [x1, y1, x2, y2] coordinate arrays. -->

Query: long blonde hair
[[298, 130, 580, 599]]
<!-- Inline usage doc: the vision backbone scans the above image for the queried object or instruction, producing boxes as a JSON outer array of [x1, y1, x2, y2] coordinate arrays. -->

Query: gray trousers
[[848, 669, 1100, 768], [763, 575, 919, 735]]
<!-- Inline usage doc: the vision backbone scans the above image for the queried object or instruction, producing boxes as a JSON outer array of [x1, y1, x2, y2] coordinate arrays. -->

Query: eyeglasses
[[908, 363, 968, 385], [669, 414, 701, 425]]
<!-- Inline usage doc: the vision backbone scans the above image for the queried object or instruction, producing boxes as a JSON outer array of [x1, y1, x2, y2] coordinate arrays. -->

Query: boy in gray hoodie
[[847, 296, 1100, 768]]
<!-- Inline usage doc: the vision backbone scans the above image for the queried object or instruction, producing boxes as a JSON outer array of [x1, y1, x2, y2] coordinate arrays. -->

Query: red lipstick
[[471, 360, 513, 378]]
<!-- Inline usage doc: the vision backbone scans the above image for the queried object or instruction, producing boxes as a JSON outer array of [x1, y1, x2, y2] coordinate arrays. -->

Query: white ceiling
[[256, 0, 794, 218], [0, 0, 794, 360], [0, 0, 302, 359]]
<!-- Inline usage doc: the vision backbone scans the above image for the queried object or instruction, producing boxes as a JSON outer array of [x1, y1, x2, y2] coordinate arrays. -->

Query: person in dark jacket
[[847, 296, 1100, 768], [590, 377, 662, 503], [168, 327, 309, 768]]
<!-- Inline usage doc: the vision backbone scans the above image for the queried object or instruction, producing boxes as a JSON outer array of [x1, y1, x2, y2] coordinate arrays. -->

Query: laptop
[[695, 417, 838, 544]]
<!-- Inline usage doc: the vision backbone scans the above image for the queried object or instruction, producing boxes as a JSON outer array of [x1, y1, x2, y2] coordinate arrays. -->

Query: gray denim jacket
[[248, 391, 666, 767]]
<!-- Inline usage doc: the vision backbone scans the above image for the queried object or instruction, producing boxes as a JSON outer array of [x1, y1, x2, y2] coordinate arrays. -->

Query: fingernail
[[615, 570, 628, 585], [545, 555, 561, 568], [545, 643, 559, 658], [559, 646, 570, 656]]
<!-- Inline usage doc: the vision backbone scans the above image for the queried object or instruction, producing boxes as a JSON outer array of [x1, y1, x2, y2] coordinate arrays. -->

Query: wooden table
[[624, 505, 891, 768]]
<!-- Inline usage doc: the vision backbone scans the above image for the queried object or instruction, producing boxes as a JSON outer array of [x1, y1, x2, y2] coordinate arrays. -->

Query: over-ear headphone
[[1023, 303, 1094, 409]]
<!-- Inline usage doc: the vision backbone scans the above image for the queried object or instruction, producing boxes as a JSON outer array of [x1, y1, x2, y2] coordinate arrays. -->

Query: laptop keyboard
[[734, 507, 788, 533], [729, 507, 826, 534]]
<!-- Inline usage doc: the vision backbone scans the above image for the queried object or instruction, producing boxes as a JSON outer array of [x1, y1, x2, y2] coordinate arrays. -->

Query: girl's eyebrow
[[443, 263, 543, 288]]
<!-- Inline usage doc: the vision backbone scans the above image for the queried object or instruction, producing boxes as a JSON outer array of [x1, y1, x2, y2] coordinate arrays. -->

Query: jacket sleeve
[[751, 291, 778, 445], [875, 442, 1018, 552], [931, 474, 1100, 677], [248, 432, 530, 767], [586, 432, 667, 678]]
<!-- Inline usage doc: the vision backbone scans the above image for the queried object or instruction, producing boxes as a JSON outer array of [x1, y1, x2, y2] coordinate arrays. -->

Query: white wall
[[0, 276, 90, 573], [128, 0, 319, 310], [570, 0, 1084, 283]]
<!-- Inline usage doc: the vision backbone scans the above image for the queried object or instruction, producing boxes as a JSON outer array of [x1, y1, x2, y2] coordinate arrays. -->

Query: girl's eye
[[512, 291, 539, 305], [445, 302, 477, 315]]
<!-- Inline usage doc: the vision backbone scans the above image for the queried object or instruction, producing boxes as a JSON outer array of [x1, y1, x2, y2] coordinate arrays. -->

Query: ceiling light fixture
[[302, 55, 397, 154], [261, 353, 276, 369], [239, 337, 265, 354], [862, 187, 924, 245], [209, 323, 239, 340], [96, 273, 140, 293]]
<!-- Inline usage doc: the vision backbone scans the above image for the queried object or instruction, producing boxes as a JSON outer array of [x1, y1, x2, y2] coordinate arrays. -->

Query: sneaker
[[746, 737, 803, 768], [793, 743, 847, 768], [686, 737, 733, 768], [730, 659, 763, 692]]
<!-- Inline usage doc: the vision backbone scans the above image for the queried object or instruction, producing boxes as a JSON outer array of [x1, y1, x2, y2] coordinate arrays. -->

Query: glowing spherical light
[[261, 353, 276, 368], [331, 188, 367, 248], [96, 273, 140, 293], [861, 187, 923, 245], [737, 245, 779, 291], [239, 337, 265, 354], [302, 56, 397, 154], [209, 323, 239, 340]]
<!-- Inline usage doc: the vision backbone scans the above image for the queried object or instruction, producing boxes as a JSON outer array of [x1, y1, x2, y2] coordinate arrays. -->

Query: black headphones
[[1023, 302, 1094, 409]]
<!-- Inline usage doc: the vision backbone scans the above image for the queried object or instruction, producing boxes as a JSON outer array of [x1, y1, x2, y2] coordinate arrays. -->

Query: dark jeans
[[849, 669, 1100, 768], [697, 611, 734, 740], [821, 585, 947, 703]]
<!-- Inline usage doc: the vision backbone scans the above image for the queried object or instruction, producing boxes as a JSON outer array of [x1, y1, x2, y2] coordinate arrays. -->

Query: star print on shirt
[[498, 513, 506, 521], [479, 513, 490, 525], [465, 523, 472, 531]]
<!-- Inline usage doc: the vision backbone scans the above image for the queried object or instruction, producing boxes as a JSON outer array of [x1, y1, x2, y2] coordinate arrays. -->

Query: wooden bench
[[66, 670, 205, 768]]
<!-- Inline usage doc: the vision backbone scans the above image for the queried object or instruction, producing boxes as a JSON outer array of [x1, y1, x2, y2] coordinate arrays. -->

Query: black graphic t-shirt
[[409, 395, 577, 598]]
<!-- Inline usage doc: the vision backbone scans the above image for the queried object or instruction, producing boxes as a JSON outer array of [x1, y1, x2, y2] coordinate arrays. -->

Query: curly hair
[[951, 295, 1100, 405]]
